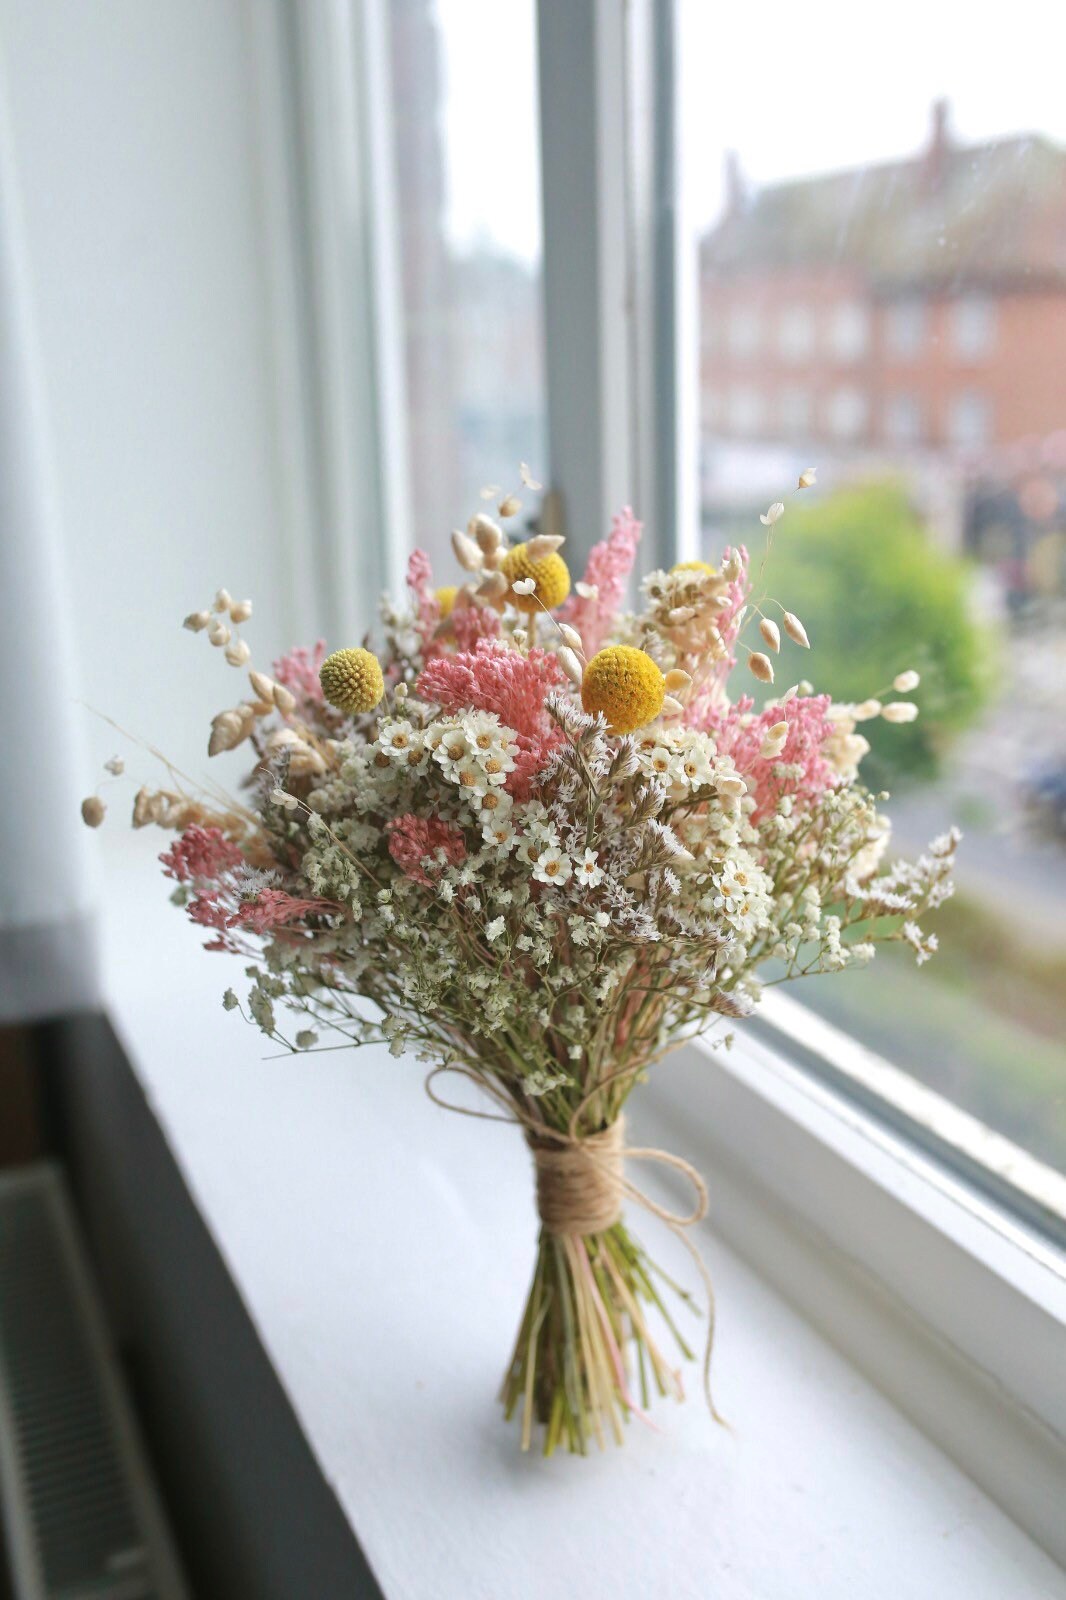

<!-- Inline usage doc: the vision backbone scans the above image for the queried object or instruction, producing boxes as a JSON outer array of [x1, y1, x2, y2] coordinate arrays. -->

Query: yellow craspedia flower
[[581, 646, 665, 734], [319, 647, 384, 715], [500, 542, 571, 613], [671, 559, 717, 576], [435, 585, 458, 618]]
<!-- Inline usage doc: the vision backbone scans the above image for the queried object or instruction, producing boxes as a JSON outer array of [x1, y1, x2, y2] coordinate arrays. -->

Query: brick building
[[700, 103, 1066, 461]]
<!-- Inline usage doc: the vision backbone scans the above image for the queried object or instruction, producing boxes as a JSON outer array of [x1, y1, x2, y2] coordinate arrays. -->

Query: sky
[[434, 0, 1066, 265]]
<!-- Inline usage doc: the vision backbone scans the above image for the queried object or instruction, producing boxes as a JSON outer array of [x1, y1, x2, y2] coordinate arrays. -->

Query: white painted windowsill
[[96, 834, 1066, 1599]]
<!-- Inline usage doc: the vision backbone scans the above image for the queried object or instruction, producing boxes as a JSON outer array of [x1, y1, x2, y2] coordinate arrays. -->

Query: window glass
[[885, 299, 928, 359], [387, 0, 546, 576], [951, 294, 996, 360], [830, 302, 870, 362], [681, 0, 1066, 1180], [884, 392, 924, 446], [778, 305, 816, 362]]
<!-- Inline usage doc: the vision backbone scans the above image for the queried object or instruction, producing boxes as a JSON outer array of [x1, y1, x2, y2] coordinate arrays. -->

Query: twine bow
[[425, 1061, 724, 1423]]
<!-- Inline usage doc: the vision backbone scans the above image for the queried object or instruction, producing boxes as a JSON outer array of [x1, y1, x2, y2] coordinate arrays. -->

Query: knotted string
[[424, 1061, 724, 1423]]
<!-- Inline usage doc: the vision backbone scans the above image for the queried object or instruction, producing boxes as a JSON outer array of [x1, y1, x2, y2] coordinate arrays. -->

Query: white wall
[[0, 0, 299, 786]]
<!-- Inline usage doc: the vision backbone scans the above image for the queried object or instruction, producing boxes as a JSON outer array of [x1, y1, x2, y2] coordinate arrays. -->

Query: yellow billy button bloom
[[581, 645, 666, 734], [319, 647, 385, 714], [670, 559, 717, 576], [500, 541, 571, 614], [435, 585, 458, 618]]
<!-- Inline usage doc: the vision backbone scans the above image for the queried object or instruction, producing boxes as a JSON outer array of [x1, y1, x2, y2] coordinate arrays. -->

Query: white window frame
[[249, 0, 1066, 1562], [534, 0, 1065, 1562]]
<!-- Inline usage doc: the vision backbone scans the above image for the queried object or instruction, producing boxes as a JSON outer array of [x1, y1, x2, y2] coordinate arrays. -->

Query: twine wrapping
[[424, 1061, 725, 1424], [530, 1118, 625, 1236]]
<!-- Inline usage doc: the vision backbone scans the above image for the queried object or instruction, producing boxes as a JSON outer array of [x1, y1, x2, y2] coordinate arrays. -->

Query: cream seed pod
[[782, 612, 810, 649], [497, 495, 522, 518], [760, 502, 785, 527], [451, 529, 482, 572], [104, 755, 125, 776], [661, 695, 685, 718], [893, 670, 920, 692], [759, 618, 781, 653], [81, 795, 106, 828], [470, 514, 503, 555], [527, 533, 565, 561], [213, 588, 233, 613], [664, 668, 692, 694], [208, 708, 248, 756], [225, 639, 251, 667], [249, 670, 275, 701], [208, 620, 231, 648], [558, 647, 584, 685], [748, 651, 774, 684], [798, 466, 817, 488], [229, 598, 253, 623], [183, 610, 211, 632], [557, 622, 584, 653], [274, 684, 296, 714], [882, 701, 919, 724], [853, 699, 882, 721]]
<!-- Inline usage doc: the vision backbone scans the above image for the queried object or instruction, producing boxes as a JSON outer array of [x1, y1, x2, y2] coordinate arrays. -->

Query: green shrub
[[767, 482, 993, 788]]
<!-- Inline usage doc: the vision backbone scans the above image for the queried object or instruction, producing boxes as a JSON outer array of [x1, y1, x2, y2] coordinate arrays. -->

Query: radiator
[[0, 1165, 189, 1599]]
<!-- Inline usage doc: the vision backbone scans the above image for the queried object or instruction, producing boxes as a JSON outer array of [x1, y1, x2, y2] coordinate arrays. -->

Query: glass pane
[[387, 0, 548, 576], [680, 0, 1066, 1180]]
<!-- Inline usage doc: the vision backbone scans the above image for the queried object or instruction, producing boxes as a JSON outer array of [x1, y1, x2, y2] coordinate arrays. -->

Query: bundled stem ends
[[500, 1119, 697, 1454]]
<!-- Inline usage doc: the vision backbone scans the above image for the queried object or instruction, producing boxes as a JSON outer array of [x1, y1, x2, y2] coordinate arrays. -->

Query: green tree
[[766, 482, 992, 789]]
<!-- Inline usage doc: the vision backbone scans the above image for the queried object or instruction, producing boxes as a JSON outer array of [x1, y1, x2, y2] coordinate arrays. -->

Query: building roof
[[701, 118, 1066, 293]]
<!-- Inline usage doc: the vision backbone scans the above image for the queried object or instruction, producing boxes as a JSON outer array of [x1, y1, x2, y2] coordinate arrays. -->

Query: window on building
[[950, 295, 996, 360], [778, 387, 812, 437], [826, 386, 867, 439], [727, 307, 761, 359], [727, 387, 765, 433], [830, 302, 870, 362], [947, 391, 992, 448], [779, 305, 816, 362], [884, 299, 928, 359], [884, 392, 924, 446]]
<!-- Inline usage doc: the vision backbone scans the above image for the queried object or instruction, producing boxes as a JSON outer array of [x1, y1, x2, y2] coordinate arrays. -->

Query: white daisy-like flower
[[532, 848, 573, 886], [678, 741, 715, 788], [574, 848, 604, 888], [476, 788, 513, 820], [482, 818, 519, 853]]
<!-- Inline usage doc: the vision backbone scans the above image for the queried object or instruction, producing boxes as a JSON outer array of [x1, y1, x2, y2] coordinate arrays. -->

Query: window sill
[[94, 834, 1066, 1597]]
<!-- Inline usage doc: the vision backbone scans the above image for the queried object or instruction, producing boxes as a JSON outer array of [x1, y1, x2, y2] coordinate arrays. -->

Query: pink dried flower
[[386, 815, 467, 887], [406, 549, 440, 648], [233, 888, 342, 934], [558, 507, 642, 656], [708, 693, 838, 822], [273, 640, 328, 719], [416, 638, 566, 796], [450, 598, 501, 653], [160, 825, 244, 884]]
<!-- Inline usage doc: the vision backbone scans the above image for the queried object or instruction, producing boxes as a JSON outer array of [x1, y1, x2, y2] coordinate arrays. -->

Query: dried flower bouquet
[[86, 464, 958, 1454]]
